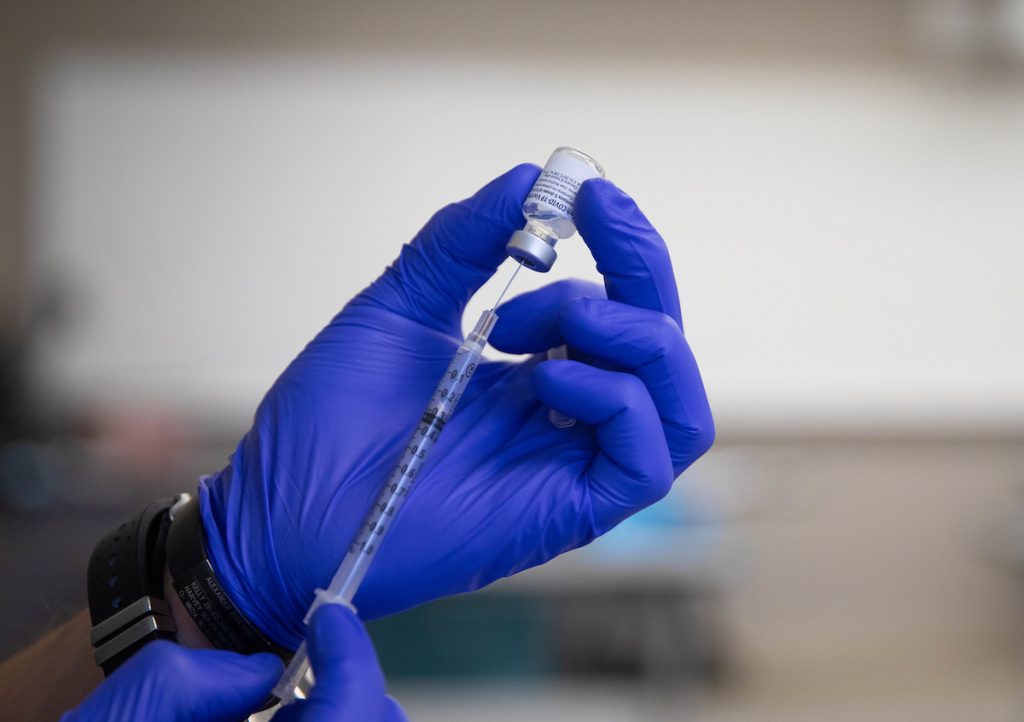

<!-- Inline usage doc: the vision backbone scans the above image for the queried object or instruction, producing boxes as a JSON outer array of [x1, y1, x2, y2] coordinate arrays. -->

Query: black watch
[[164, 495, 291, 658], [86, 495, 181, 675], [87, 493, 290, 676]]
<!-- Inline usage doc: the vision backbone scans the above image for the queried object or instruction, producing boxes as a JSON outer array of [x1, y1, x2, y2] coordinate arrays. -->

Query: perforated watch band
[[86, 496, 180, 675]]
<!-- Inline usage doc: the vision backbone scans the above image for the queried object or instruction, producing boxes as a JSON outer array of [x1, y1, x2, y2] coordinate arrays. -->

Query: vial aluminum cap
[[506, 229, 557, 272]]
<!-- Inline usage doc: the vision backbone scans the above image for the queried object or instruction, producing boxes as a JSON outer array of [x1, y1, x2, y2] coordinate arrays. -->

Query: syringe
[[272, 262, 523, 704]]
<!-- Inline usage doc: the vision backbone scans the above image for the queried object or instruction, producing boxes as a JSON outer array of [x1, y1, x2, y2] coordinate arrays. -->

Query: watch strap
[[86, 496, 179, 674]]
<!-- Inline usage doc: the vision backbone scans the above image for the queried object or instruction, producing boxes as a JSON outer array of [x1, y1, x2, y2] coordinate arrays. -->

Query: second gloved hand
[[59, 645, 281, 722], [200, 165, 715, 648], [60, 605, 404, 722]]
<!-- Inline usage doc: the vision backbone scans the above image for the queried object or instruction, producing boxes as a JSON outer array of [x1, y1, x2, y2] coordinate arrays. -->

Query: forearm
[[0, 610, 103, 722], [0, 564, 216, 722]]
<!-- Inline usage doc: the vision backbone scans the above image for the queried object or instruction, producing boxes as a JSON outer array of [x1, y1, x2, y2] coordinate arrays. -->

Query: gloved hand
[[60, 605, 404, 722], [201, 164, 715, 648], [60, 644, 281, 722]]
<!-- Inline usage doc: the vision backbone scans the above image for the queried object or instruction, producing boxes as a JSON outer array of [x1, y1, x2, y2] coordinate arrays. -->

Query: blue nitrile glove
[[200, 164, 715, 649], [60, 644, 281, 722], [274, 605, 408, 722], [60, 605, 404, 722]]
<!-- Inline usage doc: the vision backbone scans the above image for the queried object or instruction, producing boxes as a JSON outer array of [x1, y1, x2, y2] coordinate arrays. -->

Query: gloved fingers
[[96, 641, 281, 722], [489, 279, 605, 354], [559, 297, 715, 473], [187, 650, 282, 722], [301, 604, 391, 718], [533, 360, 674, 533], [361, 164, 540, 334], [574, 178, 684, 330]]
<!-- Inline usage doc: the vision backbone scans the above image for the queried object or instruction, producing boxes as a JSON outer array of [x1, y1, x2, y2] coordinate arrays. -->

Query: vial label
[[527, 152, 603, 222]]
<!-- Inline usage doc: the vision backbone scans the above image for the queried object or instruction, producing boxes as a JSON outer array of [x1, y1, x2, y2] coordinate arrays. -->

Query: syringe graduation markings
[[272, 261, 522, 703]]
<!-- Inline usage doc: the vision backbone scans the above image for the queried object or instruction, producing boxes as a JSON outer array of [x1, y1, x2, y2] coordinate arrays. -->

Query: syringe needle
[[492, 260, 524, 310]]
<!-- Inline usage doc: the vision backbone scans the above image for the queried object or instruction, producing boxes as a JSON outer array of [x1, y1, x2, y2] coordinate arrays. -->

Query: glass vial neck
[[523, 220, 560, 245]]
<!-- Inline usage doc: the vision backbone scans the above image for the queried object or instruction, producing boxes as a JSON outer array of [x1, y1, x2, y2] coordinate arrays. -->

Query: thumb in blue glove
[[273, 604, 408, 722], [59, 642, 282, 722]]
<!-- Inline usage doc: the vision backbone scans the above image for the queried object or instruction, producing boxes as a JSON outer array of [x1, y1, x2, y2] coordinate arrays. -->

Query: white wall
[[28, 49, 1024, 434]]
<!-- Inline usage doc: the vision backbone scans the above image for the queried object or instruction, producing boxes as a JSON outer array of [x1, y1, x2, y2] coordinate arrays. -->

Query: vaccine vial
[[506, 146, 605, 272]]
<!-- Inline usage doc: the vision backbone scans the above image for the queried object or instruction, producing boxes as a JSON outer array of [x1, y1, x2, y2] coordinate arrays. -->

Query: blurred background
[[2, 1, 1023, 720]]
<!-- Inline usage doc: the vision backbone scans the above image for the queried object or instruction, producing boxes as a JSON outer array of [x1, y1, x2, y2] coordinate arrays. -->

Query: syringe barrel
[[273, 309, 497, 705], [318, 321, 490, 603], [272, 641, 310, 703]]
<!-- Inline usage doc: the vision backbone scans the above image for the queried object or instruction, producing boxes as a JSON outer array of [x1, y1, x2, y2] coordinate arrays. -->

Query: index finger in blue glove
[[559, 297, 715, 473], [492, 284, 714, 473], [489, 278, 605, 354], [360, 164, 540, 335], [574, 178, 683, 329]]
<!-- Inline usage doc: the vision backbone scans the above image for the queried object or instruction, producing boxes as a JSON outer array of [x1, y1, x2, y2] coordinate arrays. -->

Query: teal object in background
[[583, 473, 722, 565], [368, 595, 555, 680]]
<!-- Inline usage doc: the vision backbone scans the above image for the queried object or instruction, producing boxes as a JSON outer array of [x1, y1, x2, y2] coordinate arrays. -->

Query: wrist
[[165, 491, 294, 657], [198, 460, 308, 650], [86, 488, 293, 680]]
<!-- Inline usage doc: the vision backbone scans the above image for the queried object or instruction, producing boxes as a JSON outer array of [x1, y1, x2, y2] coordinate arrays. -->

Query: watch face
[[165, 497, 289, 659]]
